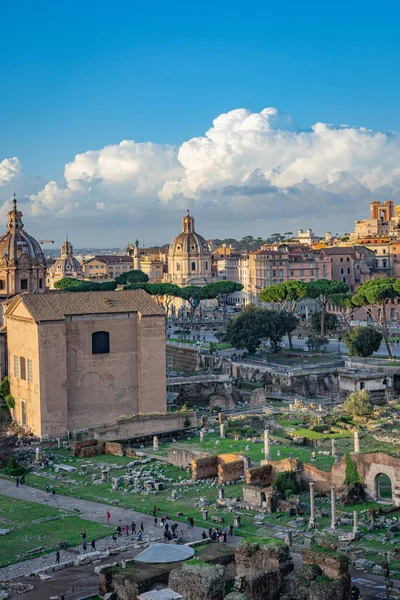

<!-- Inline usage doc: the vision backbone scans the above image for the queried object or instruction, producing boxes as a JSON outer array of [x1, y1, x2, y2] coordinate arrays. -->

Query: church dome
[[0, 196, 45, 267], [165, 210, 211, 286], [169, 211, 209, 256], [47, 236, 83, 285]]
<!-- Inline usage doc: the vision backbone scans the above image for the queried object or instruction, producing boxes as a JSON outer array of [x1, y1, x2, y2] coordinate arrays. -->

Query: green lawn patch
[[0, 495, 112, 567]]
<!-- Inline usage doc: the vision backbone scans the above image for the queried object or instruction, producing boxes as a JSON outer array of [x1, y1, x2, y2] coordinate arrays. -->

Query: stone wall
[[168, 447, 208, 467], [92, 411, 197, 440], [302, 548, 349, 580], [169, 564, 225, 600], [167, 344, 200, 372], [235, 541, 294, 600], [246, 465, 273, 486], [72, 439, 99, 457], [302, 462, 332, 493], [105, 441, 124, 456], [192, 455, 219, 480], [218, 459, 244, 484], [249, 387, 266, 408]]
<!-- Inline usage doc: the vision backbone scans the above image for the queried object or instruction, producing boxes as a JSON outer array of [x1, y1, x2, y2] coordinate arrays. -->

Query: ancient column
[[353, 511, 359, 534], [331, 486, 337, 529], [264, 429, 271, 460], [331, 439, 337, 458], [35, 447, 41, 462], [220, 423, 226, 438], [218, 413, 224, 425], [309, 482, 316, 529], [153, 436, 159, 451], [218, 488, 225, 500], [199, 431, 205, 442], [354, 430, 360, 453], [57, 438, 61, 449], [285, 530, 293, 546]]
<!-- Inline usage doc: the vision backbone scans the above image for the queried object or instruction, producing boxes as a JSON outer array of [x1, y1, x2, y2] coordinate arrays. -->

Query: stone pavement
[[0, 477, 240, 581]]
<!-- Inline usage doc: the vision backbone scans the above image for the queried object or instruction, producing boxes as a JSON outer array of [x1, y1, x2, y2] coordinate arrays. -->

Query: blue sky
[[1, 0, 400, 245]]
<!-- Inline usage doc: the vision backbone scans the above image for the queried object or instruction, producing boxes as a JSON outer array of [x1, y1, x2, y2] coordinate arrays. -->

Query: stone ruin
[[166, 541, 352, 600]]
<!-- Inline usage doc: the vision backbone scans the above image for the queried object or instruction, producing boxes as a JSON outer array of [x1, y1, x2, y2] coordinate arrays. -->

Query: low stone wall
[[92, 411, 197, 440], [105, 441, 124, 456], [72, 439, 98, 457], [168, 446, 207, 467]]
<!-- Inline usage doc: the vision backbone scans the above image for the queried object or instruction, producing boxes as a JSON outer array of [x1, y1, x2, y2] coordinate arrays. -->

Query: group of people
[[203, 525, 232, 542], [45, 484, 57, 499], [15, 475, 26, 486]]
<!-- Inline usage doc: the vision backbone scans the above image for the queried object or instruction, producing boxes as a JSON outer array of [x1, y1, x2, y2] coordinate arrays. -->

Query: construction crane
[[39, 240, 54, 246]]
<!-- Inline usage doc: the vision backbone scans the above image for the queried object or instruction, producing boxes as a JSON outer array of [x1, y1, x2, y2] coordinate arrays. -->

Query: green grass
[[0, 495, 112, 567], [288, 427, 352, 440]]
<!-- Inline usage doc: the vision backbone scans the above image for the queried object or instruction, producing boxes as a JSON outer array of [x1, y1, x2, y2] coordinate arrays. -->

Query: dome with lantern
[[166, 210, 211, 285], [47, 236, 84, 289], [0, 195, 47, 296]]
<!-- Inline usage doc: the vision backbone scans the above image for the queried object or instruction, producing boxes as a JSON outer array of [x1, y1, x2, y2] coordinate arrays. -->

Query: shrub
[[343, 389, 373, 417], [344, 453, 361, 485], [273, 470, 299, 498], [4, 455, 26, 477]]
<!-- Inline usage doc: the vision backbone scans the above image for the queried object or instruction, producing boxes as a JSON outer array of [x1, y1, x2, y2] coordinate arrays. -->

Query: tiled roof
[[84, 255, 133, 264], [7, 290, 165, 322]]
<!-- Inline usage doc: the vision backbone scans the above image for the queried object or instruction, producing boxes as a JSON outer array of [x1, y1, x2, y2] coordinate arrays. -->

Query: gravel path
[[0, 477, 240, 581]]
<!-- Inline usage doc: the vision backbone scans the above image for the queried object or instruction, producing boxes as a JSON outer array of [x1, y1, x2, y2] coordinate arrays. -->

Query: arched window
[[92, 331, 110, 354]]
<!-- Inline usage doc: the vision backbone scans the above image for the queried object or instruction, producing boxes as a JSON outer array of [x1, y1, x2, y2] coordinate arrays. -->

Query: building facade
[[5, 290, 166, 438], [83, 255, 134, 279]]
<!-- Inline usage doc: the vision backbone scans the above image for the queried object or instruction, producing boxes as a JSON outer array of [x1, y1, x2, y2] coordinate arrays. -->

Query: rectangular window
[[191, 262, 196, 271], [14, 355, 19, 378], [300, 269, 305, 276], [290, 271, 294, 277], [347, 268, 350, 275], [21, 400, 27, 426], [28, 359, 33, 383], [279, 270, 283, 277], [272, 270, 276, 277], [20, 279, 28, 290], [39, 278, 43, 289], [20, 357, 26, 381], [0, 280, 4, 290], [346, 257, 350, 262], [340, 257, 343, 262], [340, 268, 344, 275]]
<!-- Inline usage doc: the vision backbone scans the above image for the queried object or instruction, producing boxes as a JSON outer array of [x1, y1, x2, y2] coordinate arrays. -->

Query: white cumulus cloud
[[0, 157, 21, 185], [5, 106, 400, 243]]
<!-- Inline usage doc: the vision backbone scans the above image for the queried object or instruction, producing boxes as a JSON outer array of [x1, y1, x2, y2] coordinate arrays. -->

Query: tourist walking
[[125, 525, 129, 536], [140, 522, 144, 532], [106, 511, 111, 523], [55, 551, 60, 564], [131, 521, 136, 534], [117, 526, 122, 537], [82, 541, 87, 552], [15, 477, 19, 487], [51, 488, 56, 500], [91, 540, 96, 551]]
